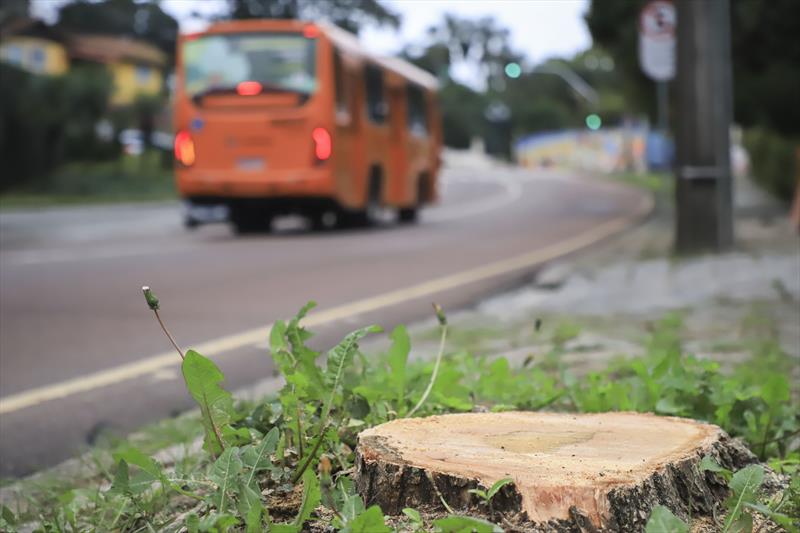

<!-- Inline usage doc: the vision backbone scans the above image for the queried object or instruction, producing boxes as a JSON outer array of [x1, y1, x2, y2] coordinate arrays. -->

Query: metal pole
[[674, 0, 734, 252], [656, 81, 668, 133]]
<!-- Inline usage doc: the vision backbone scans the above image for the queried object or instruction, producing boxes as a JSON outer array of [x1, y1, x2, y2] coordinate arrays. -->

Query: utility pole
[[674, 0, 734, 252]]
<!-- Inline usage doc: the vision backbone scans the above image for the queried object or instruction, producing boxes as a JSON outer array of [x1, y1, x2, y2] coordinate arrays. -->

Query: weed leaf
[[487, 477, 514, 500], [433, 514, 503, 533], [182, 350, 234, 455], [387, 325, 411, 405], [185, 513, 200, 533], [724, 464, 764, 530], [645, 505, 688, 533], [343, 505, 391, 533], [241, 482, 264, 533], [699, 455, 732, 481], [242, 427, 280, 487], [209, 446, 243, 514], [402, 507, 422, 524], [109, 459, 130, 495], [112, 447, 165, 494], [322, 325, 381, 416], [743, 502, 799, 533], [272, 468, 321, 533]]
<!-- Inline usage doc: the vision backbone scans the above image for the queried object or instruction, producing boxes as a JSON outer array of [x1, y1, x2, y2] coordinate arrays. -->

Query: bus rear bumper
[[176, 167, 336, 199]]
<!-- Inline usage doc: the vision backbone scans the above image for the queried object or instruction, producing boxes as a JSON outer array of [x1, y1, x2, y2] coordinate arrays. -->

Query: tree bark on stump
[[355, 412, 757, 531]]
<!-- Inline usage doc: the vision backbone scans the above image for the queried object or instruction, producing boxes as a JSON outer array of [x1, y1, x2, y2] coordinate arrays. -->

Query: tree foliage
[[57, 0, 179, 60], [0, 63, 113, 190], [0, 0, 29, 23], [224, 0, 400, 34]]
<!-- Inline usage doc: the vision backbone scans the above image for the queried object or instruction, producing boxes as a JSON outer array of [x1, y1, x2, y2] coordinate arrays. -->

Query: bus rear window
[[182, 33, 317, 97]]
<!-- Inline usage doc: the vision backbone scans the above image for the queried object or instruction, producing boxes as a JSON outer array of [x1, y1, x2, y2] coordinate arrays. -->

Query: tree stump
[[355, 412, 757, 531]]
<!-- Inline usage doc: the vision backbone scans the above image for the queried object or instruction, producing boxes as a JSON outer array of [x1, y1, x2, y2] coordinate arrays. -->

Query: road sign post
[[638, 0, 676, 133], [674, 0, 734, 252]]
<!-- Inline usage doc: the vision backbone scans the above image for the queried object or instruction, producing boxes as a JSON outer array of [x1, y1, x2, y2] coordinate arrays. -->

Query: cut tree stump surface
[[356, 411, 756, 530]]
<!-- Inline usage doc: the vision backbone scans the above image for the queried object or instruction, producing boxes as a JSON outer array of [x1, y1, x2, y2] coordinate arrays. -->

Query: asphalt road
[[0, 162, 649, 477]]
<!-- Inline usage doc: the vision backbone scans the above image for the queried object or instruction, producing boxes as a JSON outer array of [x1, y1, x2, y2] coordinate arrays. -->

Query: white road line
[[0, 191, 653, 415], [1, 244, 197, 267]]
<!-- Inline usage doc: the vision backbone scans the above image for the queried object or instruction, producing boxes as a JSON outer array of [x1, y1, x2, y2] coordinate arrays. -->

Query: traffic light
[[585, 113, 602, 130], [504, 62, 521, 79]]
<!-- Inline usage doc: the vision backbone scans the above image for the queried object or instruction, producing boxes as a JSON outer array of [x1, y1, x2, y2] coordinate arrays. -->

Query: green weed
[[3, 291, 797, 532]]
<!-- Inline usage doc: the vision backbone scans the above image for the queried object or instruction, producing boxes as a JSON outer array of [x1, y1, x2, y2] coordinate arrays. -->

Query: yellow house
[[0, 19, 69, 76], [68, 34, 167, 106]]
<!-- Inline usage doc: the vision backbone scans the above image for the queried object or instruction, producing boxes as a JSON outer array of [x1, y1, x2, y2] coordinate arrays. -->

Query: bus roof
[[319, 22, 439, 91], [183, 19, 438, 92]]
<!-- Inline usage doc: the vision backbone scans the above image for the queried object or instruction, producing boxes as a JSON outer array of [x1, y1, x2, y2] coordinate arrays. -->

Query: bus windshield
[[182, 33, 317, 98]]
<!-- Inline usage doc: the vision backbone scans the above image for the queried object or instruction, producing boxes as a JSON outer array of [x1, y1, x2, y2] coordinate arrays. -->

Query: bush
[[61, 65, 116, 160], [743, 127, 799, 201], [0, 63, 114, 192], [0, 64, 64, 190]]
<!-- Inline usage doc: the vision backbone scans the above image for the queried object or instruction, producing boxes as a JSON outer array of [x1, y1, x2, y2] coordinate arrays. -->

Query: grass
[[610, 170, 673, 194], [0, 151, 177, 210]]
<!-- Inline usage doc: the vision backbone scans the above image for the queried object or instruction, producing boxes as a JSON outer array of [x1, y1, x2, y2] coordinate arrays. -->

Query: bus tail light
[[236, 81, 262, 96], [174, 130, 195, 166], [312, 127, 332, 162]]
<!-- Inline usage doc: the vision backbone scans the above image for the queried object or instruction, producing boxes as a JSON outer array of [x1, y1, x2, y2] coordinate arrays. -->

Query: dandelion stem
[[154, 308, 184, 360], [291, 421, 330, 484], [407, 304, 448, 417]]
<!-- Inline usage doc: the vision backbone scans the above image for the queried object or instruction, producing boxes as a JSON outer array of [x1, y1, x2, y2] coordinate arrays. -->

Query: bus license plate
[[237, 157, 265, 171]]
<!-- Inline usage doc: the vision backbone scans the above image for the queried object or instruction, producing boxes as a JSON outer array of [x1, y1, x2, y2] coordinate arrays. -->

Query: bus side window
[[407, 84, 428, 137], [365, 65, 388, 124], [334, 49, 349, 122]]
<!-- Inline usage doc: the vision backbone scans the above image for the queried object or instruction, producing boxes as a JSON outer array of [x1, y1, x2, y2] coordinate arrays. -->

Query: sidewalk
[[403, 172, 799, 377]]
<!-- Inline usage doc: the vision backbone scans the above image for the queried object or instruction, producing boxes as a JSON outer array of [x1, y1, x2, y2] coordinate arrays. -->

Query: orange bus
[[174, 19, 442, 233]]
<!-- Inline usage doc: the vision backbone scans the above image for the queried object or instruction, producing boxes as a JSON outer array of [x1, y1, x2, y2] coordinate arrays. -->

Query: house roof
[[67, 34, 166, 67], [0, 17, 67, 42]]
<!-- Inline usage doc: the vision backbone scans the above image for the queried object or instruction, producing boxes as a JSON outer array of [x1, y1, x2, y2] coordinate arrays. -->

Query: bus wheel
[[398, 207, 418, 223], [309, 210, 335, 231], [335, 208, 368, 229], [398, 175, 425, 224], [364, 170, 385, 226], [230, 205, 271, 234]]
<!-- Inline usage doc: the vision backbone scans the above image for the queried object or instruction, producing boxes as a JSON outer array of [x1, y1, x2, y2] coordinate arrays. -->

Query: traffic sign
[[638, 0, 676, 81]]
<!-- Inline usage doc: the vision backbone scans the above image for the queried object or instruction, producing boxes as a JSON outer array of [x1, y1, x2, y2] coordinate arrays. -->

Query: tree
[[406, 14, 521, 91], [0, 0, 29, 23], [57, 0, 179, 61], [223, 0, 400, 35], [438, 82, 488, 148]]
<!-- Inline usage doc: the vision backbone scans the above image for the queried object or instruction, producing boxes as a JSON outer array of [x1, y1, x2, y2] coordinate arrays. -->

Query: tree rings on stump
[[355, 411, 757, 531]]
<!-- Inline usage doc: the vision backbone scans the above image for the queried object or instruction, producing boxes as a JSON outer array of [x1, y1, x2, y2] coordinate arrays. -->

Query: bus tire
[[336, 208, 368, 228], [398, 207, 418, 223], [230, 204, 271, 234], [364, 169, 384, 226], [338, 169, 382, 228], [398, 174, 426, 224]]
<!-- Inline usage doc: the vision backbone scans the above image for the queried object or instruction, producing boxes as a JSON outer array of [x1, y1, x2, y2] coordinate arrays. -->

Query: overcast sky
[[33, 0, 592, 65]]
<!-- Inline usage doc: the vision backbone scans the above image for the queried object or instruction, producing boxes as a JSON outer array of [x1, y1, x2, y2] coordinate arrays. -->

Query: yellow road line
[[0, 193, 652, 415]]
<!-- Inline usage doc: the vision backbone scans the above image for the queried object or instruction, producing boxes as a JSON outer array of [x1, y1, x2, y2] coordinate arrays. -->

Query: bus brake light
[[303, 25, 320, 38], [236, 81, 262, 96], [312, 127, 332, 161], [174, 130, 195, 166]]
